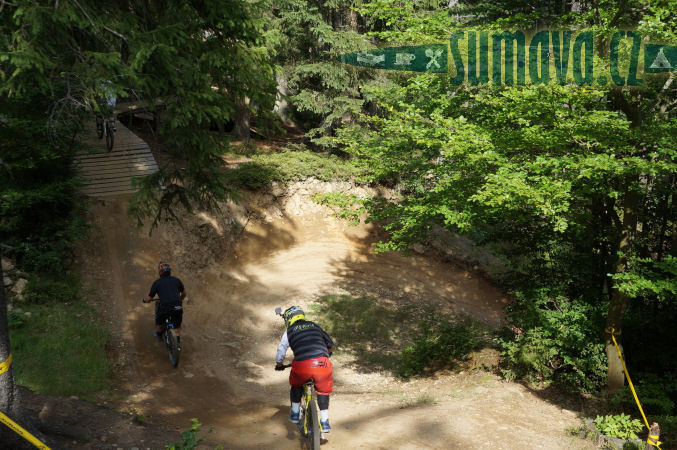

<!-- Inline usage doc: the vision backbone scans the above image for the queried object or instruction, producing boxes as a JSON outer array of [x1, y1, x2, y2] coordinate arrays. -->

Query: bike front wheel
[[96, 117, 104, 139], [166, 328, 180, 367], [105, 123, 114, 151]]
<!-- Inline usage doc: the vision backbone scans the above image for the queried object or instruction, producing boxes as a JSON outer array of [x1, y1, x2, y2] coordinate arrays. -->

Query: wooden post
[[646, 422, 660, 449]]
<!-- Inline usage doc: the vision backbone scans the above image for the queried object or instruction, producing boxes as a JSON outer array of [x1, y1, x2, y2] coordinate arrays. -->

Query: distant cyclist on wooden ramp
[[275, 306, 335, 433]]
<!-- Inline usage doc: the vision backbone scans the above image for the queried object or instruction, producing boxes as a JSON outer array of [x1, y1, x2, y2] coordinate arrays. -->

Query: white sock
[[291, 402, 300, 413], [320, 409, 329, 422]]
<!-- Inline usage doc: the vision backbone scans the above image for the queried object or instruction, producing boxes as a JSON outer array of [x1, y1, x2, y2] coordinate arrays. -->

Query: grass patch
[[400, 393, 437, 408], [24, 273, 80, 303], [9, 280, 110, 397], [311, 294, 488, 378], [223, 145, 365, 189]]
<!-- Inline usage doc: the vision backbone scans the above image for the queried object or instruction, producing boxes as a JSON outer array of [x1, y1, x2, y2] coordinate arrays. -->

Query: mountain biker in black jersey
[[275, 306, 335, 433], [143, 262, 186, 349]]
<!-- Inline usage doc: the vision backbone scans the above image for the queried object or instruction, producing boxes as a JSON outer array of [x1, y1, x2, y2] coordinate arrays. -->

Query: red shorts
[[290, 357, 333, 396]]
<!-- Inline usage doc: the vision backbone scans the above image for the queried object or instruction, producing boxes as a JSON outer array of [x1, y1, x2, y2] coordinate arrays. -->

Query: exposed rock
[[429, 225, 509, 282], [411, 243, 426, 254], [3, 276, 12, 287], [1, 257, 14, 272], [11, 277, 28, 295], [269, 182, 285, 197]]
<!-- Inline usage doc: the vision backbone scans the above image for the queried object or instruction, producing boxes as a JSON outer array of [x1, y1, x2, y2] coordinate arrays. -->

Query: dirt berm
[[24, 179, 593, 449]]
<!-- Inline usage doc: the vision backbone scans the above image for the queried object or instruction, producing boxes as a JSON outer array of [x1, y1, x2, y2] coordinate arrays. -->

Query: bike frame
[[162, 317, 180, 367], [298, 378, 322, 448], [299, 381, 313, 436]]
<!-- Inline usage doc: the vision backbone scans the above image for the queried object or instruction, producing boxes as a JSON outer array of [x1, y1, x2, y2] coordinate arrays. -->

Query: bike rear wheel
[[165, 328, 180, 367], [308, 390, 321, 449]]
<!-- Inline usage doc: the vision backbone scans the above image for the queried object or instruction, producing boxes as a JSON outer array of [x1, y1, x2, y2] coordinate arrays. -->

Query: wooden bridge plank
[[74, 121, 159, 198]]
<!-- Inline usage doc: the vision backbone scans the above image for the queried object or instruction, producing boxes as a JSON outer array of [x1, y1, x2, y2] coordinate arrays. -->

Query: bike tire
[[105, 125, 114, 151], [308, 391, 321, 449], [166, 328, 180, 367]]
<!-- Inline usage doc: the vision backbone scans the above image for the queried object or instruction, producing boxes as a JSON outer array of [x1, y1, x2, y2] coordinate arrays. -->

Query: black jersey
[[287, 320, 334, 361], [149, 275, 184, 313]]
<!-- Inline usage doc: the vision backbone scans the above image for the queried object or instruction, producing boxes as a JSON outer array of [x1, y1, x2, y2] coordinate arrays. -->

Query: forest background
[[1, 0, 676, 447]]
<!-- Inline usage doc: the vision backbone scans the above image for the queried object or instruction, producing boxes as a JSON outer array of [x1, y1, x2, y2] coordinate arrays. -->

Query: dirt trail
[[78, 194, 592, 449]]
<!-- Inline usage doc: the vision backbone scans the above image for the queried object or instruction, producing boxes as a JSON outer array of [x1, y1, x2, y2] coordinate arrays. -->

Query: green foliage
[[9, 293, 110, 397], [1, 0, 278, 230], [594, 414, 643, 440], [0, 100, 87, 274], [358, 0, 455, 43], [24, 274, 80, 304], [499, 293, 607, 392], [612, 256, 677, 302], [313, 192, 364, 225], [612, 374, 677, 416], [166, 418, 221, 450], [270, 0, 374, 148], [398, 317, 483, 378]]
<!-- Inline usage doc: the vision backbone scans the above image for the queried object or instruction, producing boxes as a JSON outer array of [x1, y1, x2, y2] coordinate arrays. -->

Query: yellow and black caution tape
[[0, 352, 12, 375], [0, 353, 51, 449], [606, 327, 662, 449], [0, 411, 50, 450]]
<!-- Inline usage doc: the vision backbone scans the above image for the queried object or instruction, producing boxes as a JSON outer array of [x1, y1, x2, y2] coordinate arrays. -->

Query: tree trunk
[[350, 9, 359, 32], [605, 179, 640, 391], [0, 254, 22, 445], [274, 73, 293, 125], [233, 97, 251, 143]]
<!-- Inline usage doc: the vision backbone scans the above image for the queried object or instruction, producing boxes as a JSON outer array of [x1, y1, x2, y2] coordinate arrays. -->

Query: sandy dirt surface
[[51, 190, 595, 450]]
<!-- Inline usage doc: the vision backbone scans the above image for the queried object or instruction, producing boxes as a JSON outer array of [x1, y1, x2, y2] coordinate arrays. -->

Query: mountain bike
[[279, 363, 322, 449], [143, 299, 181, 367], [96, 113, 115, 151], [161, 313, 180, 367]]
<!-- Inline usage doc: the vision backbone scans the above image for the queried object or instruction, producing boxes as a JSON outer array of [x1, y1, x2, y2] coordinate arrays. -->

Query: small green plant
[[594, 414, 643, 440], [128, 408, 144, 425], [564, 424, 586, 437], [166, 418, 222, 450]]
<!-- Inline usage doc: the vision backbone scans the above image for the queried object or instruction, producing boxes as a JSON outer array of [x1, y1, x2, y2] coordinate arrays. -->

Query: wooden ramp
[[75, 121, 159, 197]]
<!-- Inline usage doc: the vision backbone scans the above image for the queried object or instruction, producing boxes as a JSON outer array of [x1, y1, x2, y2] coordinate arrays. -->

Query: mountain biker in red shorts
[[275, 306, 335, 433], [142, 262, 186, 349]]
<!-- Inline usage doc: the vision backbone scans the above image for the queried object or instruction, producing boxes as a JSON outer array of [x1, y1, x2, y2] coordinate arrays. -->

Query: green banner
[[339, 45, 447, 73]]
